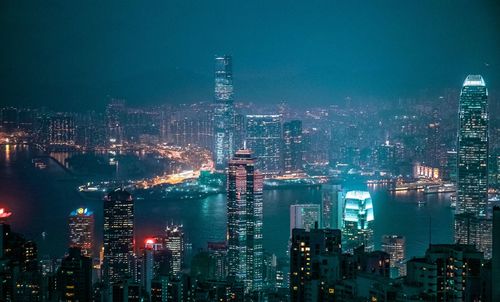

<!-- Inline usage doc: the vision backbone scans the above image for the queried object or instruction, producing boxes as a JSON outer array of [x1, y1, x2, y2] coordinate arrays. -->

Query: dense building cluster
[[1, 55, 500, 301]]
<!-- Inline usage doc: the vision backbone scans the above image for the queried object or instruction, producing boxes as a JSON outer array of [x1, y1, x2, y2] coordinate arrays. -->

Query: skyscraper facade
[[68, 207, 94, 257], [455, 75, 491, 258], [289, 204, 321, 238], [456, 75, 489, 216], [165, 224, 184, 275], [282, 120, 303, 172], [290, 227, 342, 302], [49, 114, 75, 146], [56, 247, 92, 301], [103, 188, 134, 284], [342, 191, 375, 252], [213, 55, 235, 171], [227, 149, 264, 293], [245, 115, 282, 176], [381, 235, 406, 278], [321, 184, 343, 229]]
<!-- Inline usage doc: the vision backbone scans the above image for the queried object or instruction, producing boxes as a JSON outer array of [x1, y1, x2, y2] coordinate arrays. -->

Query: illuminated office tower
[[49, 114, 75, 145], [289, 204, 321, 238], [282, 120, 303, 172], [321, 184, 343, 229], [103, 188, 134, 284], [68, 207, 94, 257], [456, 75, 489, 215], [245, 115, 282, 176], [227, 149, 264, 293], [342, 191, 374, 253], [165, 224, 184, 275], [213, 55, 235, 171], [455, 75, 491, 258], [381, 235, 406, 278]]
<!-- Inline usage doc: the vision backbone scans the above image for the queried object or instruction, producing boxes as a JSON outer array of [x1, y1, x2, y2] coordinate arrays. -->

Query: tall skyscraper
[[282, 120, 303, 172], [342, 191, 375, 252], [227, 149, 264, 293], [165, 224, 184, 275], [493, 206, 500, 301], [289, 204, 321, 238], [381, 235, 406, 278], [455, 75, 491, 258], [213, 55, 235, 171], [68, 207, 94, 257], [103, 188, 134, 284], [321, 184, 343, 229], [245, 114, 282, 176], [456, 75, 489, 216]]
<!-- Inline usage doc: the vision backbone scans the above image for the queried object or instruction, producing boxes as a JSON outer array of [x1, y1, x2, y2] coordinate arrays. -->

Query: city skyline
[[2, 1, 500, 301]]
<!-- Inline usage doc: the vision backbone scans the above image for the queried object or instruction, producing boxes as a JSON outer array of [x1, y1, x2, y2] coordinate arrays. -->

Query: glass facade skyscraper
[[227, 149, 263, 293], [245, 115, 282, 176], [103, 188, 134, 285], [456, 75, 489, 216], [455, 75, 491, 258], [213, 55, 235, 171], [342, 190, 374, 253]]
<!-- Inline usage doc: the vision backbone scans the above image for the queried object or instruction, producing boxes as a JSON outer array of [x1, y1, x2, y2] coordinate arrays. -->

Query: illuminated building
[[48, 114, 75, 146], [68, 207, 94, 257], [342, 191, 374, 253], [289, 204, 321, 238], [106, 99, 126, 145], [381, 235, 406, 278], [455, 75, 491, 258], [245, 115, 282, 175], [454, 212, 492, 259], [165, 224, 184, 275], [282, 120, 303, 172], [406, 244, 483, 301], [227, 148, 264, 293], [290, 227, 342, 302], [103, 188, 134, 284], [321, 184, 343, 229], [0, 207, 12, 223], [56, 247, 92, 301], [213, 55, 235, 171], [493, 207, 500, 301], [412, 162, 440, 180]]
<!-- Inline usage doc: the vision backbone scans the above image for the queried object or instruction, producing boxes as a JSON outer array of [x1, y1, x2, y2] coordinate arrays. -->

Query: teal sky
[[1, 0, 499, 109]]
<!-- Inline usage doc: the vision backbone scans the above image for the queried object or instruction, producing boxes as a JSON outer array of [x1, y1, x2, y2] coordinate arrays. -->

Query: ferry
[[417, 200, 427, 206], [449, 194, 457, 209], [423, 183, 456, 194]]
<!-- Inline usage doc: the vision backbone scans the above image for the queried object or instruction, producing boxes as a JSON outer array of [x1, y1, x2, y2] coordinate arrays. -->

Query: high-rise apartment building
[[227, 149, 264, 293], [381, 235, 406, 278]]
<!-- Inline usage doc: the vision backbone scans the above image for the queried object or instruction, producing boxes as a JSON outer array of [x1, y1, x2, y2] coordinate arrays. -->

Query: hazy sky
[[1, 0, 499, 110]]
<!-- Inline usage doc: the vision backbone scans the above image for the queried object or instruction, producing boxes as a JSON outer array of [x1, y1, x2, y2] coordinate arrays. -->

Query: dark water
[[0, 145, 454, 260]]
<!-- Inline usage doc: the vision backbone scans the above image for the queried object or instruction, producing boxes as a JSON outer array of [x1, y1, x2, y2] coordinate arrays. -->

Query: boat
[[417, 200, 427, 206], [423, 183, 456, 194]]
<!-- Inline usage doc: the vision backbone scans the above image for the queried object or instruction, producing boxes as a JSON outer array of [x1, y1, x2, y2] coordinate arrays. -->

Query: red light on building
[[0, 208, 12, 219]]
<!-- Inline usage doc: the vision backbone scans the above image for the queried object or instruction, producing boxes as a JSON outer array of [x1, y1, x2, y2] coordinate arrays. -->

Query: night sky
[[1, 0, 500, 110]]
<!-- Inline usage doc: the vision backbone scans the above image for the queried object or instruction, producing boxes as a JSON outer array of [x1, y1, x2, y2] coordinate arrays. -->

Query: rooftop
[[463, 75, 486, 87]]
